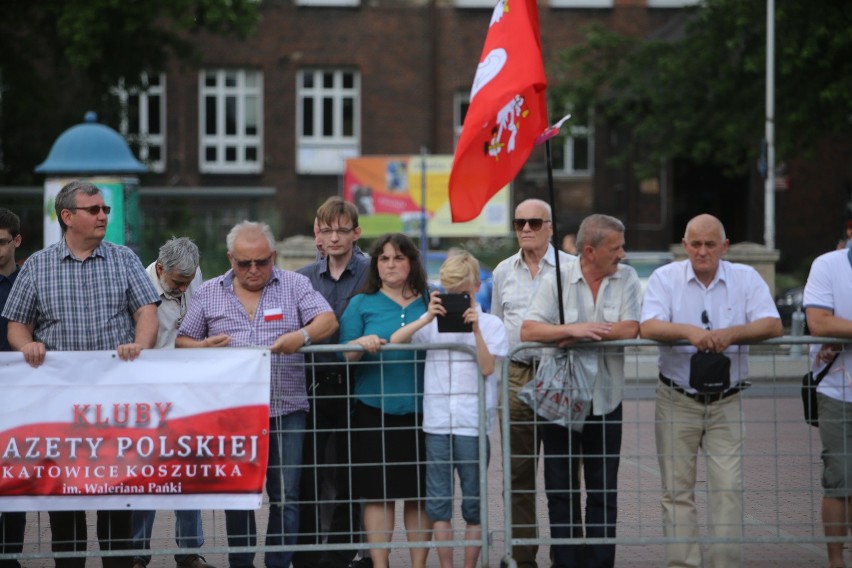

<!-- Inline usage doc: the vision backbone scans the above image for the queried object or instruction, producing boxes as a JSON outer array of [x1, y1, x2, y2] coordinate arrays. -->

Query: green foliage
[[549, 0, 852, 177]]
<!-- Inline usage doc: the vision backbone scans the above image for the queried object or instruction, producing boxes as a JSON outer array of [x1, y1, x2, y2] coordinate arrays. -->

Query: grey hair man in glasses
[[176, 220, 337, 568], [490, 198, 575, 568], [131, 236, 211, 568], [2, 180, 159, 568], [640, 213, 781, 568]]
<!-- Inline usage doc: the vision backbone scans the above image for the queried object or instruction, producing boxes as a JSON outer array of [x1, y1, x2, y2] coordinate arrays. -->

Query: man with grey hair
[[131, 236, 211, 568], [521, 213, 641, 568], [177, 221, 337, 568], [2, 180, 159, 568], [491, 198, 574, 568]]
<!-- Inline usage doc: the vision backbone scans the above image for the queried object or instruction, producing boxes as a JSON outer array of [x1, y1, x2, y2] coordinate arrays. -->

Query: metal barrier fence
[[0, 338, 847, 567]]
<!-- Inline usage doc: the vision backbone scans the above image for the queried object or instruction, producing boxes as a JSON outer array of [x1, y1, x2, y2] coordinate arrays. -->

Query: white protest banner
[[0, 348, 270, 511]]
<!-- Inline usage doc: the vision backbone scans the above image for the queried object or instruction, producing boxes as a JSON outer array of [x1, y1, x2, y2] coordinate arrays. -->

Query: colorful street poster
[[343, 155, 511, 238]]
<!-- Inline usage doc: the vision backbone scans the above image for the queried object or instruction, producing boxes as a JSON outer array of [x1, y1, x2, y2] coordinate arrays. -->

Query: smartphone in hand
[[437, 293, 472, 333]]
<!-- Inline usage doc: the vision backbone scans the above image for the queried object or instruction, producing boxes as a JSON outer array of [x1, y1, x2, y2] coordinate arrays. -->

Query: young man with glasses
[[294, 197, 370, 568], [0, 208, 26, 568], [2, 181, 160, 568], [176, 221, 337, 568], [640, 214, 782, 568], [490, 198, 574, 568]]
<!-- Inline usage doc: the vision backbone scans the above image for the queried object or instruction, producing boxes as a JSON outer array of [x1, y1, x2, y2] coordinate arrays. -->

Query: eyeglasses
[[69, 205, 111, 215], [701, 310, 712, 330], [0, 237, 17, 247], [233, 254, 274, 269], [512, 218, 551, 231], [318, 227, 355, 236]]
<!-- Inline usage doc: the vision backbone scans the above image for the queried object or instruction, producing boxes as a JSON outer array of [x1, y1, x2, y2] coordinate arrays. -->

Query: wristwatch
[[300, 328, 312, 346]]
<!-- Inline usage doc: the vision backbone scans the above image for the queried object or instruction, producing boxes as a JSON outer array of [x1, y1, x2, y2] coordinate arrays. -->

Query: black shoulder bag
[[802, 353, 839, 427]]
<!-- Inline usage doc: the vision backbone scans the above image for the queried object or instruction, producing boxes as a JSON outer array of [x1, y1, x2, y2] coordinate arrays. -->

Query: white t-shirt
[[640, 259, 779, 391], [412, 305, 508, 436], [803, 248, 852, 402]]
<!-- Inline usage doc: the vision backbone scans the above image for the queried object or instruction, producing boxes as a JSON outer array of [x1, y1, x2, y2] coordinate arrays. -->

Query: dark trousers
[[0, 512, 26, 568], [542, 404, 623, 568], [293, 375, 360, 568], [48, 510, 132, 568]]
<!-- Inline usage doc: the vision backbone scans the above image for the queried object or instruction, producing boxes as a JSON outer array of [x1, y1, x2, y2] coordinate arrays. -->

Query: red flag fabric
[[449, 0, 548, 223]]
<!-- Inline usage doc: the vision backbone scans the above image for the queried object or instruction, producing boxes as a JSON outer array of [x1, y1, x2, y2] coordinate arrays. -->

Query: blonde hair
[[439, 250, 481, 291]]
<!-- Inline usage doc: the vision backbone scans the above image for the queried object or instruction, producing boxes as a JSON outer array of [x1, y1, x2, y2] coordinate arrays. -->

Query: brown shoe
[[177, 555, 215, 568]]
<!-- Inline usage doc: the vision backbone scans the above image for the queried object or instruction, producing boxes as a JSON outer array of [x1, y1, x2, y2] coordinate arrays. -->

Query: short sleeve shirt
[[803, 248, 852, 402], [2, 239, 159, 350], [640, 259, 780, 390], [526, 259, 641, 414], [178, 267, 333, 417]]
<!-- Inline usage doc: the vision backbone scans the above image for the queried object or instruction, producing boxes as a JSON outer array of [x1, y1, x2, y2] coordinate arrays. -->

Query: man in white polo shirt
[[803, 246, 852, 568], [640, 214, 781, 568]]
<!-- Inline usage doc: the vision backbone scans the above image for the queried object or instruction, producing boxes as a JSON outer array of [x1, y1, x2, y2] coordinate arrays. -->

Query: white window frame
[[295, 0, 360, 5], [549, 0, 613, 8], [646, 0, 700, 7], [454, 0, 495, 7], [554, 123, 593, 177], [453, 91, 471, 149], [112, 73, 166, 173], [199, 69, 263, 174], [296, 69, 360, 175]]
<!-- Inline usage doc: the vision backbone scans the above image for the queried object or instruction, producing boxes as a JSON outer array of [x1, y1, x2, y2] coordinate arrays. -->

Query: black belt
[[659, 374, 748, 405]]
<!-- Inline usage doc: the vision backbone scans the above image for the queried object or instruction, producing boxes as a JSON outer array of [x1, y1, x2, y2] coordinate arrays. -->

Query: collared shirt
[[490, 244, 574, 364], [297, 247, 369, 370], [803, 248, 852, 402], [0, 266, 20, 351], [2, 239, 159, 350], [526, 259, 641, 414], [412, 305, 508, 436], [145, 261, 203, 349], [178, 267, 333, 417], [640, 259, 779, 391]]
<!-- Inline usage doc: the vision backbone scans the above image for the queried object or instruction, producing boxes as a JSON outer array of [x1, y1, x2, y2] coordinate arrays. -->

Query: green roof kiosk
[[35, 111, 148, 249]]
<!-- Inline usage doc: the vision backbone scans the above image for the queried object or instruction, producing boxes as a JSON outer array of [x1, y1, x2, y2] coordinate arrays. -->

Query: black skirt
[[351, 400, 427, 501]]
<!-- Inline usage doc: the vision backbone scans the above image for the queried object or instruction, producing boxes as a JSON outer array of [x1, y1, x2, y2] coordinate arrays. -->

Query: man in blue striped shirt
[[2, 180, 160, 568]]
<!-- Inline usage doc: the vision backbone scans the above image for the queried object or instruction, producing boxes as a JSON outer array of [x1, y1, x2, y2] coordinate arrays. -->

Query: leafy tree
[[549, 0, 852, 180], [0, 0, 260, 183]]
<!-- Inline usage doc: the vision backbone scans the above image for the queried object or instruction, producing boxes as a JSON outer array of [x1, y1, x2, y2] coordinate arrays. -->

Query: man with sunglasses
[[640, 214, 781, 568], [520, 213, 641, 568], [491, 198, 575, 568], [294, 197, 370, 568], [176, 221, 337, 568], [2, 181, 160, 568], [0, 208, 26, 568]]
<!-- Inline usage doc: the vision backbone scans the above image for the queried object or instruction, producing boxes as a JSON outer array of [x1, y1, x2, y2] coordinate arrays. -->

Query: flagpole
[[544, 139, 565, 325]]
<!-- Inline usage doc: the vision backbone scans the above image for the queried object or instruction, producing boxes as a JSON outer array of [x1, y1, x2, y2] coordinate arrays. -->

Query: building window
[[549, 0, 613, 7], [112, 73, 166, 173], [199, 69, 263, 174], [454, 0, 495, 7], [453, 92, 471, 148], [646, 0, 699, 6], [552, 124, 593, 177], [296, 69, 360, 175], [295, 0, 360, 5]]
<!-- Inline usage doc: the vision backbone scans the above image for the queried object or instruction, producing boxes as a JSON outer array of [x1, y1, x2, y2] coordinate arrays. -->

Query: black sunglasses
[[70, 205, 111, 215], [701, 310, 712, 330], [512, 218, 551, 231], [233, 254, 274, 269]]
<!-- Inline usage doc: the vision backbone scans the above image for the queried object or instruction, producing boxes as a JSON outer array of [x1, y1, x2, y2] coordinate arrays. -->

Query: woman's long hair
[[361, 233, 427, 296]]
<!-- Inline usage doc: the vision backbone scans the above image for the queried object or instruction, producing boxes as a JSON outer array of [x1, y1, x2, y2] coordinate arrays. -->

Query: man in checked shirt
[[176, 220, 337, 568]]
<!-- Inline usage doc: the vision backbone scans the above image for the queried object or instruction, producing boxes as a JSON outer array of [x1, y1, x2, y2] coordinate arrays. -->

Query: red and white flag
[[448, 0, 548, 223]]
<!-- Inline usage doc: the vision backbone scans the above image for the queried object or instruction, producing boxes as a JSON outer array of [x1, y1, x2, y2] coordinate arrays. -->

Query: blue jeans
[[424, 433, 489, 525], [226, 412, 305, 568], [542, 404, 622, 568], [131, 509, 203, 565]]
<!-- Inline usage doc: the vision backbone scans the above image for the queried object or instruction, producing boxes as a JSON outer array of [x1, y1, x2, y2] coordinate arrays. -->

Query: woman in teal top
[[340, 233, 430, 568]]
